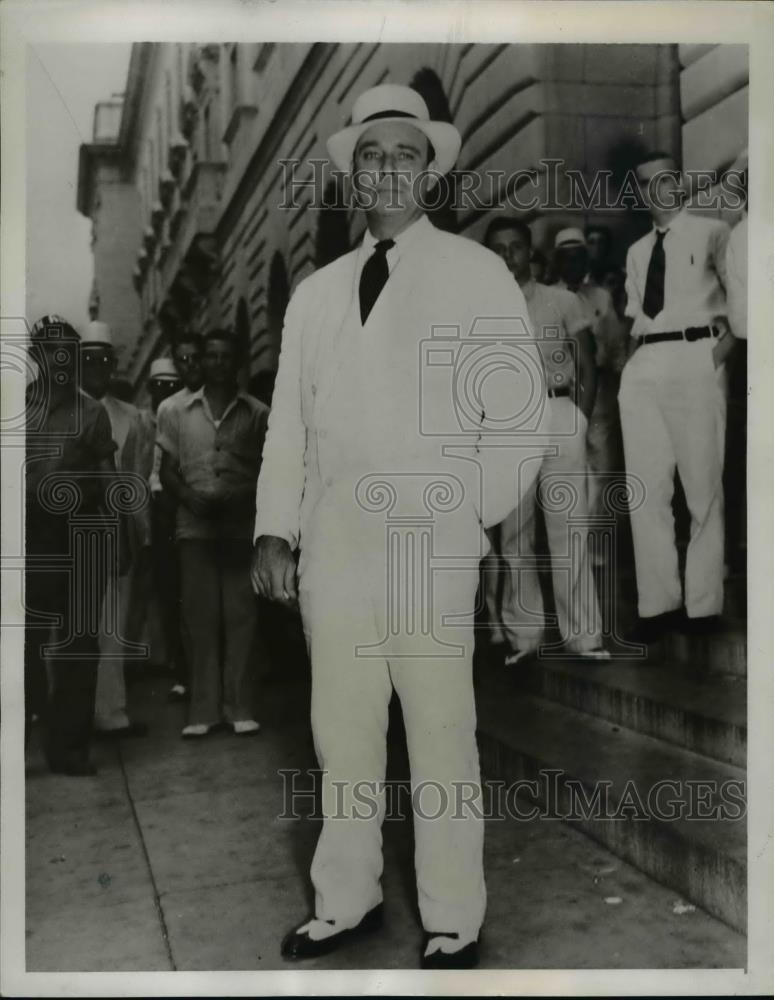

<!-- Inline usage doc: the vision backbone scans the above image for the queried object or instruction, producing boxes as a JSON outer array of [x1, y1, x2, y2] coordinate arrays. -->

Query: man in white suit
[[252, 84, 549, 969]]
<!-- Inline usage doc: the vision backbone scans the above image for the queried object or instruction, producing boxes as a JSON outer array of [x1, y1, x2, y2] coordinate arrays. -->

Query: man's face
[[586, 230, 609, 265], [556, 245, 588, 286], [173, 341, 203, 391], [80, 345, 114, 399], [150, 377, 181, 412], [353, 121, 434, 217], [529, 252, 546, 284], [487, 228, 531, 282], [202, 338, 238, 387], [636, 160, 684, 216]]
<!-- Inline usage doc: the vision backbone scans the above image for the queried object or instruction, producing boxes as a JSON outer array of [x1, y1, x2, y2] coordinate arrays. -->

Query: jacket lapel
[[310, 250, 360, 417], [312, 220, 435, 418]]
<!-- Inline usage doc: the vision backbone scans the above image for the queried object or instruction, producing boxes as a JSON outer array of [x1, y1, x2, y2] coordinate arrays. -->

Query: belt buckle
[[684, 327, 699, 343]]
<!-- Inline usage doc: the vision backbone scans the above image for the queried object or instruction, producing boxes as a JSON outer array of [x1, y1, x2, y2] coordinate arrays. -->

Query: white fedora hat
[[81, 320, 113, 347], [326, 83, 461, 176], [149, 357, 180, 381]]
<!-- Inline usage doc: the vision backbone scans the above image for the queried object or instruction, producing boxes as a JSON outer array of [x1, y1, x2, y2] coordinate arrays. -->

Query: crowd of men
[[23, 80, 747, 968], [24, 160, 748, 770]]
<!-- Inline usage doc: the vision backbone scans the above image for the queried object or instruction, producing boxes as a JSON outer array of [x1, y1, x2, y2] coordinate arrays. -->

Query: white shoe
[[577, 647, 611, 660], [181, 723, 212, 739], [504, 649, 533, 668], [232, 719, 260, 736]]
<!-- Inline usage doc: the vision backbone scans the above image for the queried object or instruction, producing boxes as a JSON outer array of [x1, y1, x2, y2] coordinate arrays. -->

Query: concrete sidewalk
[[25, 671, 746, 972]]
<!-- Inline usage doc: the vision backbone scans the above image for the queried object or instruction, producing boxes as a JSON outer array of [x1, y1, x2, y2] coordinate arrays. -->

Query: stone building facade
[[77, 41, 748, 393]]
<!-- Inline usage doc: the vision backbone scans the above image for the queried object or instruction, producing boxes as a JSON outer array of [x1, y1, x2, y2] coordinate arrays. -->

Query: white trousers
[[298, 502, 486, 942], [618, 339, 726, 619], [94, 571, 132, 731], [484, 397, 603, 652]]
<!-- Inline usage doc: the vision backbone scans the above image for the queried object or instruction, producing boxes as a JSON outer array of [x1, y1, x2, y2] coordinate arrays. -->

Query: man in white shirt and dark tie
[[620, 153, 735, 642]]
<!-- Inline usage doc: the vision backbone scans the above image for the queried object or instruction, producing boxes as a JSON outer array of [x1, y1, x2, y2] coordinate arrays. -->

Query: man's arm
[[252, 283, 309, 605], [253, 282, 309, 548], [156, 405, 213, 518], [623, 244, 646, 343], [158, 450, 213, 518], [574, 326, 598, 420], [710, 219, 732, 292], [708, 220, 735, 369], [561, 290, 597, 418], [725, 218, 748, 340], [472, 258, 551, 530]]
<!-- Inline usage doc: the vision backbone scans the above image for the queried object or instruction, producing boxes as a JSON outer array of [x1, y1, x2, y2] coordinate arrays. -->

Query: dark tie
[[642, 229, 667, 319], [359, 239, 395, 324]]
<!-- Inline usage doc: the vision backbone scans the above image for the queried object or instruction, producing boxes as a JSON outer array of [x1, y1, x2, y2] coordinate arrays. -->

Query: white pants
[[298, 501, 486, 942], [484, 397, 603, 653], [94, 571, 132, 731], [618, 339, 726, 619]]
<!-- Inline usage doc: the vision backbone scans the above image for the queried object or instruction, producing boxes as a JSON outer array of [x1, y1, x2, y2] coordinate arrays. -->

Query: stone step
[[659, 627, 747, 677], [512, 657, 746, 767], [474, 671, 747, 933]]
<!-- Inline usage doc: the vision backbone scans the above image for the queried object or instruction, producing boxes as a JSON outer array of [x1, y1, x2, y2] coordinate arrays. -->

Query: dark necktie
[[642, 229, 667, 319], [359, 239, 395, 324]]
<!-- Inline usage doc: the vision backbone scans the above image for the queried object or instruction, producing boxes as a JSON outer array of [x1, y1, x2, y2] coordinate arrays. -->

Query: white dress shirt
[[522, 279, 587, 389], [358, 213, 427, 280], [624, 207, 730, 339]]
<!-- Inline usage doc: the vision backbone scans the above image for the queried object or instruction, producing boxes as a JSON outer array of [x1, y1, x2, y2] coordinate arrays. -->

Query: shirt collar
[[184, 385, 253, 411], [361, 213, 430, 258], [653, 205, 690, 236]]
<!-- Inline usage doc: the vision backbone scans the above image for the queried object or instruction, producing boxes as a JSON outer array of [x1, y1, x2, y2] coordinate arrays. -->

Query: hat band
[[360, 109, 420, 123]]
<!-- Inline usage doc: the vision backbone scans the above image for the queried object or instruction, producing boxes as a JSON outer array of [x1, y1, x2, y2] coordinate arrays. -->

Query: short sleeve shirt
[[150, 387, 192, 492], [522, 279, 588, 390], [157, 387, 269, 540]]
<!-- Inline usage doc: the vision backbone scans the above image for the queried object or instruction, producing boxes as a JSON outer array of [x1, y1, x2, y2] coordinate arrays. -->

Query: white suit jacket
[[254, 215, 549, 557]]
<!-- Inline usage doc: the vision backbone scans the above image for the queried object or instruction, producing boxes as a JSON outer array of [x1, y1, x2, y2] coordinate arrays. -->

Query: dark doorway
[[409, 67, 457, 234]]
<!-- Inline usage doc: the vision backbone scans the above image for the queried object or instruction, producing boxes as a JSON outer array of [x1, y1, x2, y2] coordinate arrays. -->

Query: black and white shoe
[[421, 932, 480, 969], [280, 904, 383, 960]]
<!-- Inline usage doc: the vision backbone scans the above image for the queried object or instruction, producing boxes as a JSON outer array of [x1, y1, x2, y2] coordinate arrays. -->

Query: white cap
[[81, 320, 113, 347], [150, 357, 179, 381], [554, 227, 587, 250]]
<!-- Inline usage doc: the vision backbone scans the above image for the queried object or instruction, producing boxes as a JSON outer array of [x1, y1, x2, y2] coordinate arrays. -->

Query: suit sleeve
[[473, 260, 551, 530], [253, 282, 309, 547]]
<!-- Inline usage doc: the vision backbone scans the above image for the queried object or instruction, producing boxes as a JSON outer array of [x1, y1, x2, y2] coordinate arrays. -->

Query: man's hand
[[251, 535, 298, 607], [712, 317, 736, 370]]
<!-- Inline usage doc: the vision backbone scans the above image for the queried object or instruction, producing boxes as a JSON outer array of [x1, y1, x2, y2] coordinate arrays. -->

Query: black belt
[[639, 325, 720, 346], [547, 386, 571, 399]]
